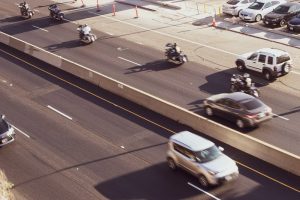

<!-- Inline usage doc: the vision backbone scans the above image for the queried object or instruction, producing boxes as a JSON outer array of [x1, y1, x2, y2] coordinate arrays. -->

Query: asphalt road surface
[[1, 0, 300, 155], [0, 40, 299, 199]]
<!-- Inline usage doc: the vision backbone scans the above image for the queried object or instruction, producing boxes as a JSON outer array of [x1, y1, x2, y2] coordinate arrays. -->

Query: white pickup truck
[[235, 48, 292, 80]]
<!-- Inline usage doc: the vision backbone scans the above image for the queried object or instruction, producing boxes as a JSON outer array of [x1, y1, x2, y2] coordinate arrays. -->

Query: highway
[[1, 0, 299, 155], [0, 41, 299, 200]]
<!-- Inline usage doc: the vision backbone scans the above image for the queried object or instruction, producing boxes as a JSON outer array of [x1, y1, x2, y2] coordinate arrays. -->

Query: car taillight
[[245, 114, 257, 119]]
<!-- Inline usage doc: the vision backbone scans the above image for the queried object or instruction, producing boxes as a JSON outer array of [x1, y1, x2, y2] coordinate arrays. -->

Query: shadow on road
[[125, 60, 180, 74]]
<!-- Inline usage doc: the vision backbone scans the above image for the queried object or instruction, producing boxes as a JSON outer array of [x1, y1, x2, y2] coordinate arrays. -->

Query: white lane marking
[[47, 105, 73, 120], [273, 114, 289, 121], [118, 57, 141, 66], [291, 71, 300, 75], [136, 42, 143, 45], [188, 182, 221, 200], [88, 11, 237, 56], [32, 25, 48, 32], [11, 125, 30, 138], [105, 32, 114, 35]]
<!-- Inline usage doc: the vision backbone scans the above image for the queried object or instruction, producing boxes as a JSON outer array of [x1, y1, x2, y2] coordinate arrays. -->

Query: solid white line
[[273, 114, 289, 121], [88, 11, 237, 56], [291, 71, 300, 75], [32, 25, 48, 32], [188, 182, 221, 200], [118, 57, 141, 66], [47, 105, 73, 120], [11, 125, 30, 138]]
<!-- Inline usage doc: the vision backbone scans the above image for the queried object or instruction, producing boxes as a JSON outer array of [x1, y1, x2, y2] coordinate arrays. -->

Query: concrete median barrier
[[1, 31, 299, 176]]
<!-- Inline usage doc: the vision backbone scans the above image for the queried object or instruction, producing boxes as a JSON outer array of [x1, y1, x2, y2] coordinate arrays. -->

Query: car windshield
[[0, 119, 9, 134], [273, 5, 290, 14], [227, 0, 240, 5], [277, 54, 291, 64], [240, 99, 263, 110], [248, 2, 264, 10], [195, 145, 222, 163]]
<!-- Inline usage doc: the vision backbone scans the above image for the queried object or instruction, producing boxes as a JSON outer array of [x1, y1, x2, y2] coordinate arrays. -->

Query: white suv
[[235, 48, 292, 80], [166, 131, 239, 187]]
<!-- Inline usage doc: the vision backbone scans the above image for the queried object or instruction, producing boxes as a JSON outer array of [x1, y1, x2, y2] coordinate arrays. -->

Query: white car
[[0, 114, 16, 147], [167, 131, 239, 187], [222, 0, 256, 16], [235, 48, 292, 80], [239, 0, 286, 22]]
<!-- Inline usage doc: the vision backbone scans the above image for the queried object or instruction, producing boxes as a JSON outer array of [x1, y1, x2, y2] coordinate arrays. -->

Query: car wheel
[[279, 19, 286, 27], [199, 175, 209, 188], [255, 14, 262, 22], [263, 70, 273, 81], [236, 9, 242, 17], [282, 63, 291, 74], [205, 106, 213, 116], [236, 61, 246, 71], [167, 158, 177, 171], [236, 119, 245, 129]]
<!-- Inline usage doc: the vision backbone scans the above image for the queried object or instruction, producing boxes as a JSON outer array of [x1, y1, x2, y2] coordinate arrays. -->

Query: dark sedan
[[203, 92, 273, 129], [0, 115, 16, 147], [287, 14, 300, 32], [263, 2, 300, 27]]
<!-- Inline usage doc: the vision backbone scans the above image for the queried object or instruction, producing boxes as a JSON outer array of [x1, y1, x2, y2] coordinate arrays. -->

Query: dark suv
[[263, 2, 300, 27]]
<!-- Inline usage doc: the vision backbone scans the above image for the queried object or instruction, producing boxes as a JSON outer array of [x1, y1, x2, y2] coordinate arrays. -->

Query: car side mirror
[[218, 146, 224, 152]]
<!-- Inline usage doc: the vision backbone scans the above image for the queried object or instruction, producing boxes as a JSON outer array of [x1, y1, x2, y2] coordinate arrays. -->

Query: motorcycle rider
[[241, 73, 252, 89], [78, 24, 91, 39], [49, 4, 60, 17], [19, 1, 30, 15], [167, 43, 181, 58]]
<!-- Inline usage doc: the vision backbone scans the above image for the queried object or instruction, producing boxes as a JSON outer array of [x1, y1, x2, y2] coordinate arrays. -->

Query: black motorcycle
[[165, 43, 188, 65], [48, 5, 64, 21], [18, 3, 34, 19], [230, 74, 260, 98]]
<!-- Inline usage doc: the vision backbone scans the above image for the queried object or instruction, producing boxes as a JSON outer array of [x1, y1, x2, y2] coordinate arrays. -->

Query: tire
[[255, 14, 262, 22], [230, 84, 237, 92], [167, 158, 177, 171], [236, 119, 245, 129], [236, 61, 246, 72], [236, 9, 242, 17], [282, 63, 290, 74], [205, 106, 213, 116], [198, 175, 209, 188], [279, 19, 286, 27], [263, 70, 273, 81]]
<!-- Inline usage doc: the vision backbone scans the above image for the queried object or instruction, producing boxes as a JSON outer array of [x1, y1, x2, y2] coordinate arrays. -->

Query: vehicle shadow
[[124, 60, 180, 74], [45, 39, 82, 51], [95, 162, 219, 200], [0, 16, 24, 23]]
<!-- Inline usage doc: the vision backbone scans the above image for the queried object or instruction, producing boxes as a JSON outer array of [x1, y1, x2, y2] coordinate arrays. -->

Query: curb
[[115, 0, 157, 11], [142, 0, 181, 10]]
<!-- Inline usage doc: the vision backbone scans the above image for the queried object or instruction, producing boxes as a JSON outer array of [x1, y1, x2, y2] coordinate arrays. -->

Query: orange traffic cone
[[212, 17, 216, 27]]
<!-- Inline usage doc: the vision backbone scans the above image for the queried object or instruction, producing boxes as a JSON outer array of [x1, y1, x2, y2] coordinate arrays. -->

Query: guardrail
[[1, 31, 299, 176]]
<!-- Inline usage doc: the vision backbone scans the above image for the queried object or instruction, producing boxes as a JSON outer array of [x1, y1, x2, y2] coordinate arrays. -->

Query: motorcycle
[[230, 74, 260, 98], [77, 26, 97, 44], [48, 6, 64, 21], [165, 43, 188, 65], [18, 4, 34, 19]]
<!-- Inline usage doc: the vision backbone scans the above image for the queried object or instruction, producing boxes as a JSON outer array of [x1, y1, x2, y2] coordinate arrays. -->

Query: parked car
[[235, 48, 292, 80], [287, 13, 300, 32], [263, 2, 300, 27], [203, 92, 272, 128], [166, 131, 239, 187], [0, 115, 16, 147], [239, 0, 286, 22], [222, 0, 256, 16]]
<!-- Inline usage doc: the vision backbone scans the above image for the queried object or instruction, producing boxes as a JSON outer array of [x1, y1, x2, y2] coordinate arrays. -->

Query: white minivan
[[166, 131, 239, 187]]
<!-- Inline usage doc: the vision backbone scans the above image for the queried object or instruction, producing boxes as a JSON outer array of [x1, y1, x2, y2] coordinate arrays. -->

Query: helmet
[[243, 73, 250, 78]]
